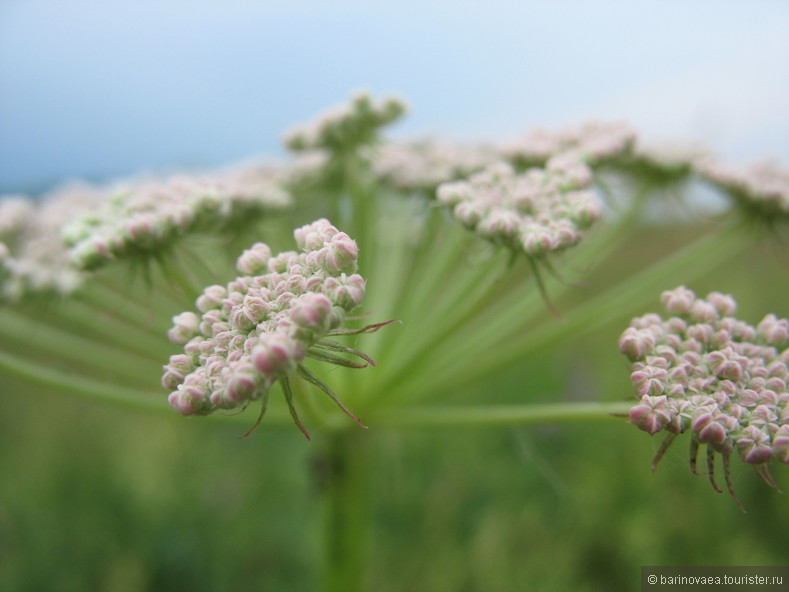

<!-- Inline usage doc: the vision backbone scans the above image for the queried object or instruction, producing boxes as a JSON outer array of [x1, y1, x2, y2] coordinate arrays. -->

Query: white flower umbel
[[436, 157, 601, 258], [696, 158, 789, 221], [64, 163, 290, 271], [372, 138, 500, 194], [620, 286, 789, 508], [283, 91, 407, 153], [503, 121, 636, 167], [0, 185, 101, 301], [163, 219, 389, 439]]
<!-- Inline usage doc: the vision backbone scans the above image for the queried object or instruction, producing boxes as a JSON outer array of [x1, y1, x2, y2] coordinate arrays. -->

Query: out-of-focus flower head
[[283, 91, 407, 154], [0, 184, 102, 301], [503, 121, 636, 168], [372, 138, 500, 194], [63, 163, 290, 271], [696, 158, 789, 222], [436, 156, 601, 258]]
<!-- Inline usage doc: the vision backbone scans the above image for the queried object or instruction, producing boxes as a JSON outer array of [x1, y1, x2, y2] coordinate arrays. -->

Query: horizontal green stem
[[0, 348, 294, 426], [370, 401, 632, 428], [0, 309, 162, 384], [0, 348, 165, 413]]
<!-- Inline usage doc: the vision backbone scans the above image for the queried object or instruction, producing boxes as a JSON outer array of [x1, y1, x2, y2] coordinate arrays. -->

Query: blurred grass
[[0, 223, 787, 592]]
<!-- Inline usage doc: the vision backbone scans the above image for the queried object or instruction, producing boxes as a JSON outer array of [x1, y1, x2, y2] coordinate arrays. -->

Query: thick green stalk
[[320, 429, 372, 592]]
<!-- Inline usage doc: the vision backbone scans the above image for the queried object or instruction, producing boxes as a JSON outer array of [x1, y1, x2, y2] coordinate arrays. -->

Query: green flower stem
[[0, 346, 300, 426], [398, 224, 752, 403], [361, 206, 468, 366], [390, 189, 657, 394], [0, 309, 163, 385], [320, 429, 372, 592], [368, 184, 654, 401], [370, 401, 632, 428], [35, 297, 174, 361], [0, 348, 164, 413], [155, 254, 203, 305], [76, 280, 173, 336]]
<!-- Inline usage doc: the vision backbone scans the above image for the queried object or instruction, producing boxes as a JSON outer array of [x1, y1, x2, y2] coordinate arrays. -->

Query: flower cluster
[[622, 140, 711, 185], [372, 138, 499, 194], [162, 219, 374, 438], [695, 159, 789, 220], [503, 121, 636, 167], [0, 184, 101, 300], [283, 91, 407, 153], [63, 164, 290, 271], [436, 157, 601, 257], [620, 286, 789, 504]]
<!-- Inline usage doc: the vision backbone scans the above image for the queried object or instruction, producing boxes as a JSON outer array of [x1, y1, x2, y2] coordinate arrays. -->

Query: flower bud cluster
[[0, 185, 100, 300], [503, 121, 636, 167], [436, 157, 601, 257], [695, 159, 789, 219], [63, 164, 290, 270], [163, 219, 366, 417], [283, 91, 407, 153], [372, 138, 500, 194], [620, 286, 789, 466]]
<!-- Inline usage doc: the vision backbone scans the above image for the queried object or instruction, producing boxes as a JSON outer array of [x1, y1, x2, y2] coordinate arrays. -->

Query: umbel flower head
[[503, 120, 636, 168], [436, 156, 601, 258], [283, 91, 407, 154], [63, 163, 290, 271], [619, 286, 789, 508], [695, 158, 789, 222], [372, 138, 500, 194], [162, 219, 388, 439], [0, 184, 101, 301]]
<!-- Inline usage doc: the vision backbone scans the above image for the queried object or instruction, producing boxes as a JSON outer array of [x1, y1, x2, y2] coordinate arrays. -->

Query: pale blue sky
[[1, 1, 788, 193]]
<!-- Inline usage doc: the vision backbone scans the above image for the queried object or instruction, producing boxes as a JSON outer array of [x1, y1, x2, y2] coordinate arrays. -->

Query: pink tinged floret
[[660, 286, 696, 315], [618, 327, 655, 360], [236, 242, 272, 275], [167, 311, 200, 344], [629, 395, 672, 434], [736, 426, 773, 464], [161, 354, 194, 390], [252, 333, 301, 381], [757, 314, 789, 346], [196, 285, 227, 313], [291, 293, 332, 330], [706, 292, 737, 317], [631, 366, 667, 396], [773, 425, 789, 464], [691, 408, 733, 447], [706, 348, 744, 381], [169, 383, 208, 416]]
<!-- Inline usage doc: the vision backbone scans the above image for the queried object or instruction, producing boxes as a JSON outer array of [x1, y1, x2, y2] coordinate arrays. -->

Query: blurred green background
[[1, 226, 787, 592]]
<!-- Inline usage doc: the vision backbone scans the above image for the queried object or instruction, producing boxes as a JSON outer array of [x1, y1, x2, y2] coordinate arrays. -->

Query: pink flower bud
[[757, 314, 789, 346], [660, 286, 695, 315], [236, 242, 272, 275], [631, 366, 667, 397], [252, 333, 301, 381], [196, 285, 227, 313], [168, 311, 200, 344], [773, 425, 789, 464], [290, 293, 332, 331], [736, 426, 773, 464], [629, 395, 672, 434]]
